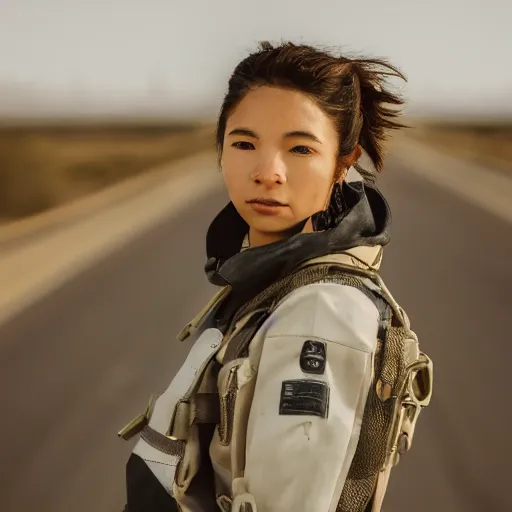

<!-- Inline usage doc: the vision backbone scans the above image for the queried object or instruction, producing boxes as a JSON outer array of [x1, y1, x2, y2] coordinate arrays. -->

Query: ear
[[345, 144, 362, 167], [334, 145, 362, 183]]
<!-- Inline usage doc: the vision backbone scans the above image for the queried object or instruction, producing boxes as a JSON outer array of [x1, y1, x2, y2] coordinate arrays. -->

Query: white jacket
[[209, 280, 380, 512], [130, 251, 382, 512]]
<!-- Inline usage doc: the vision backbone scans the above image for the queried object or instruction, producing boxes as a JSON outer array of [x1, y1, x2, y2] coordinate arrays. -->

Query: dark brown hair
[[216, 41, 407, 182]]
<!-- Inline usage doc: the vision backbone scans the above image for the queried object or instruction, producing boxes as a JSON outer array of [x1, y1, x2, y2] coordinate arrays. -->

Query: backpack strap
[[221, 247, 392, 366], [298, 251, 433, 512], [177, 285, 231, 342], [297, 250, 407, 328], [300, 245, 383, 271], [369, 351, 433, 512]]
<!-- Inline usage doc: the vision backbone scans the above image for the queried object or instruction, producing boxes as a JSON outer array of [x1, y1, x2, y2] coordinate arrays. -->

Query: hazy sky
[[1, 0, 510, 118]]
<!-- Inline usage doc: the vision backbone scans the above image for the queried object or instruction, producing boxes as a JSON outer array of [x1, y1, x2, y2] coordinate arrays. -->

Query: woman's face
[[221, 85, 342, 248]]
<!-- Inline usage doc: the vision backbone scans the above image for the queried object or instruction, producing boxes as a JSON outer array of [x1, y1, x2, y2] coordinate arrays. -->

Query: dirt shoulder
[[0, 121, 216, 225], [404, 120, 512, 174]]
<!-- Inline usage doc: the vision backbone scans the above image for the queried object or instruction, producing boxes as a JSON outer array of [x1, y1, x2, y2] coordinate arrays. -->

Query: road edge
[[389, 133, 512, 225], [0, 151, 222, 327]]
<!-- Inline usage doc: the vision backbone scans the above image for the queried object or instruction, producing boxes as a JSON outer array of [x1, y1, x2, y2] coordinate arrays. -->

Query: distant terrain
[[406, 119, 512, 174], [1, 117, 510, 225], [0, 121, 215, 223]]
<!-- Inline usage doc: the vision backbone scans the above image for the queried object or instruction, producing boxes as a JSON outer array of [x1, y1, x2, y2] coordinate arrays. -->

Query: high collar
[[204, 176, 392, 307]]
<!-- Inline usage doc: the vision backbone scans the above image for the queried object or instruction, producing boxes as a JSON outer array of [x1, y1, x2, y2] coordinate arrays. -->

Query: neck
[[248, 215, 313, 248], [247, 228, 284, 248]]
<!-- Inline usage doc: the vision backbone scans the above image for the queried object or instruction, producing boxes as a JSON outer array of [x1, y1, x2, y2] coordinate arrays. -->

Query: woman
[[120, 41, 433, 512]]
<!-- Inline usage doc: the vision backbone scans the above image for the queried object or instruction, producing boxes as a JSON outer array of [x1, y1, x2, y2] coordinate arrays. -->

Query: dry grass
[[406, 121, 512, 173], [0, 122, 216, 223]]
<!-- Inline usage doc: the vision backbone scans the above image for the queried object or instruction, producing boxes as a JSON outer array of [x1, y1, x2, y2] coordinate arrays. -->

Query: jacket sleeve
[[242, 282, 380, 512]]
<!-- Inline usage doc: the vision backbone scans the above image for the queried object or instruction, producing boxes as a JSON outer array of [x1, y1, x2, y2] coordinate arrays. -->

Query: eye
[[232, 141, 255, 150], [290, 145, 313, 155]]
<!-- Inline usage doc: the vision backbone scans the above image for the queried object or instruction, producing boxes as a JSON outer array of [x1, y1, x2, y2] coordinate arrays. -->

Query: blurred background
[[1, 1, 511, 511]]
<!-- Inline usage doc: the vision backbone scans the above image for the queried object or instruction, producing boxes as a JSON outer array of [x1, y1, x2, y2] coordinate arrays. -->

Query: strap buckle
[[386, 353, 433, 467], [117, 395, 157, 440], [177, 285, 231, 341], [166, 400, 191, 440]]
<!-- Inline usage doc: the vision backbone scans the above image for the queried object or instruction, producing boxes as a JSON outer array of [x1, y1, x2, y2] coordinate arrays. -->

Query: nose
[[250, 156, 287, 187]]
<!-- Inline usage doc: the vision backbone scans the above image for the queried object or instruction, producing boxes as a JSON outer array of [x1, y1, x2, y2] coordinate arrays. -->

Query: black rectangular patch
[[279, 379, 329, 418]]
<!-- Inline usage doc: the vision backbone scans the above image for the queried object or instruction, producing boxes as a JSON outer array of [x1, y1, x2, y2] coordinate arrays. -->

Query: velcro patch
[[279, 379, 329, 418], [300, 340, 327, 374]]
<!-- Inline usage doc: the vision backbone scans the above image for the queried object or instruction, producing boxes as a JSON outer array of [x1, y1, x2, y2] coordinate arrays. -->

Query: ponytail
[[349, 59, 408, 179]]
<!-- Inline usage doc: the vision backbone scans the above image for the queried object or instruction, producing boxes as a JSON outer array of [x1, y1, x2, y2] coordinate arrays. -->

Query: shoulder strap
[[298, 250, 407, 328], [221, 247, 391, 365], [177, 285, 231, 342], [300, 245, 383, 272]]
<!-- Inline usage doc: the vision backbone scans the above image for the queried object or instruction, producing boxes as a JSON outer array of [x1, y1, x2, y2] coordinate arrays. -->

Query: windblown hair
[[216, 41, 407, 182]]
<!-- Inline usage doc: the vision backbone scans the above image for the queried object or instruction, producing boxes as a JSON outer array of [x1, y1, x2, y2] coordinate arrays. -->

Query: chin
[[248, 215, 297, 235]]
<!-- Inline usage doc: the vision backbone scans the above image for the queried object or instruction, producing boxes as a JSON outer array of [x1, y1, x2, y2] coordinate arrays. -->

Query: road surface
[[1, 158, 511, 511]]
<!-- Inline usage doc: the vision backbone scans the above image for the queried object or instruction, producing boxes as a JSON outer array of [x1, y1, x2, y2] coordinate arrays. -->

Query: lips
[[246, 198, 287, 207]]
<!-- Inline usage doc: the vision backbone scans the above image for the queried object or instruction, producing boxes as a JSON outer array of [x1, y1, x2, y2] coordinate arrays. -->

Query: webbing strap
[[298, 254, 407, 327], [169, 392, 221, 440], [222, 309, 270, 364], [140, 426, 186, 457], [192, 392, 221, 425], [371, 464, 392, 512], [177, 286, 231, 341]]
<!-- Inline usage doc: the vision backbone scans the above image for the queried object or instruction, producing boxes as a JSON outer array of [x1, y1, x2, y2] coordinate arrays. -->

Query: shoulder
[[265, 281, 380, 353]]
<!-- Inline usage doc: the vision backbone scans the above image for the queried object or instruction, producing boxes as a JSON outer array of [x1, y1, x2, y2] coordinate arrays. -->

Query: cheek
[[222, 162, 246, 203], [222, 168, 238, 196], [221, 147, 256, 198], [288, 161, 334, 212]]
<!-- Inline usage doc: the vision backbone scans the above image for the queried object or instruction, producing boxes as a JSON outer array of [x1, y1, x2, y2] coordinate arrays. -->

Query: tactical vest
[[119, 248, 433, 512]]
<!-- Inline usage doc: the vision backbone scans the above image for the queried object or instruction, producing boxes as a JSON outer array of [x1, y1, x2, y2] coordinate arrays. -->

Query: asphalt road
[[1, 158, 511, 511]]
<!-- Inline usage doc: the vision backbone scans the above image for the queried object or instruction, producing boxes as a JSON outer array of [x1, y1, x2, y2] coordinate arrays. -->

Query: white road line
[[0, 158, 222, 327], [391, 135, 512, 225]]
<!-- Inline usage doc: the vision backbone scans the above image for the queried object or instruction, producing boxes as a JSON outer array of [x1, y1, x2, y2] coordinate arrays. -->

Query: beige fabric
[[371, 465, 392, 512], [240, 233, 250, 252], [299, 245, 383, 272]]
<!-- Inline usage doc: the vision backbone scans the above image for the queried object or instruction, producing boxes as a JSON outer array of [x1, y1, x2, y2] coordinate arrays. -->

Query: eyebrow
[[227, 128, 322, 144], [284, 130, 322, 144], [228, 128, 258, 138]]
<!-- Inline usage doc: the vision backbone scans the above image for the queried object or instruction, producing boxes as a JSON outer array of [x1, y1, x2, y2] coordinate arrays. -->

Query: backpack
[[119, 247, 433, 512]]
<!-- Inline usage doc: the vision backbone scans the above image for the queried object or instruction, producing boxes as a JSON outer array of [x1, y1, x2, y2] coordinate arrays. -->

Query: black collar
[[205, 180, 391, 316]]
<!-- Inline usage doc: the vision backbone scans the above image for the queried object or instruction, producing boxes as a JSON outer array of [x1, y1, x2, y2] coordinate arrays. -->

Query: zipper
[[219, 363, 240, 446]]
